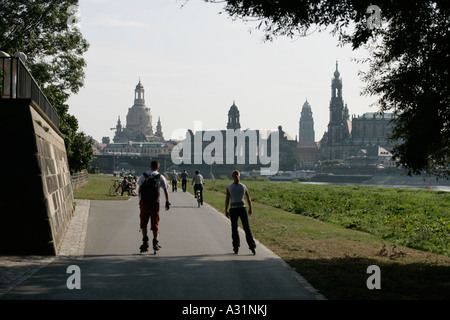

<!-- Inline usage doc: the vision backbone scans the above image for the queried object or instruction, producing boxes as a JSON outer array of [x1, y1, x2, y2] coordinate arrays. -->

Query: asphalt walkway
[[1, 191, 325, 300]]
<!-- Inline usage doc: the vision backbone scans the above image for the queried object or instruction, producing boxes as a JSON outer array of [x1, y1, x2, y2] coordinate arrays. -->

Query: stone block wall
[[0, 99, 74, 255], [71, 169, 89, 190]]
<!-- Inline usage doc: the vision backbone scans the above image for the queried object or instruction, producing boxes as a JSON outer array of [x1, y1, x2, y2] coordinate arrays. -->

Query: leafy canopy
[[0, 0, 92, 173]]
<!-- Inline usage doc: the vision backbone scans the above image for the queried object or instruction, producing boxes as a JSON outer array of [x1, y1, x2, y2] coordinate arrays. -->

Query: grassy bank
[[73, 175, 132, 200], [205, 180, 450, 257], [201, 180, 450, 299]]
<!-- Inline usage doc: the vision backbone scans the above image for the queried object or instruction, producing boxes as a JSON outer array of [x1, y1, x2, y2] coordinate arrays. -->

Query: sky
[[67, 0, 380, 143]]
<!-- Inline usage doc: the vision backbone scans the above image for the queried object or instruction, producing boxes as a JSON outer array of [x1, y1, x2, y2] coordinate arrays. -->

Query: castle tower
[[227, 101, 241, 130], [330, 61, 344, 124], [299, 99, 315, 143]]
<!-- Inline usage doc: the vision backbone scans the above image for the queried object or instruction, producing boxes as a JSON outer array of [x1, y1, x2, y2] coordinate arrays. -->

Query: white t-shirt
[[137, 170, 169, 202], [193, 174, 204, 185]]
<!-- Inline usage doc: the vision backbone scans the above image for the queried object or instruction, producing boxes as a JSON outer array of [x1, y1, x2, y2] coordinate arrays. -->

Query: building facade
[[103, 141, 169, 157]]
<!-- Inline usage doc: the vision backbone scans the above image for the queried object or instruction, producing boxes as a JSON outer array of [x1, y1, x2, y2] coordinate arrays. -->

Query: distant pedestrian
[[225, 170, 256, 255], [137, 160, 170, 253], [192, 170, 204, 205], [181, 169, 189, 192], [171, 170, 179, 192]]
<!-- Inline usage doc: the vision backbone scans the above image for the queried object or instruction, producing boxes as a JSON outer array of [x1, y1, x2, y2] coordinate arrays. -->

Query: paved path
[[1, 192, 324, 300]]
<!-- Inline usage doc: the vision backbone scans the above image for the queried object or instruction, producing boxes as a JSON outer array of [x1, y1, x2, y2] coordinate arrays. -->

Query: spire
[[334, 60, 340, 78], [156, 116, 163, 138], [115, 116, 122, 132], [334, 60, 341, 79]]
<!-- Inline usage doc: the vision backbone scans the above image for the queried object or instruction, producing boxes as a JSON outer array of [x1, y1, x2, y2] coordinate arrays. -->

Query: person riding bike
[[192, 170, 204, 205]]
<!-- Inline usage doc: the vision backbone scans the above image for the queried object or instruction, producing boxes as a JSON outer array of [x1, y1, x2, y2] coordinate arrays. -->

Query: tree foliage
[[0, 0, 91, 173], [205, 0, 450, 177]]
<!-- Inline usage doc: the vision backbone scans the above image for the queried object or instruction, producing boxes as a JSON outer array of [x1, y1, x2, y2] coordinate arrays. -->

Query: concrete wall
[[0, 99, 74, 255]]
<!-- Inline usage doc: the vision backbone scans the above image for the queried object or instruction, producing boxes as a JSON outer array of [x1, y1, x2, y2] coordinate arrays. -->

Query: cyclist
[[192, 170, 204, 205]]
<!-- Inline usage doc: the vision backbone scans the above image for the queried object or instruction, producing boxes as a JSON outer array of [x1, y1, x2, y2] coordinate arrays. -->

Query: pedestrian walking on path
[[170, 170, 179, 192], [137, 160, 171, 253], [225, 170, 256, 255], [180, 169, 189, 192]]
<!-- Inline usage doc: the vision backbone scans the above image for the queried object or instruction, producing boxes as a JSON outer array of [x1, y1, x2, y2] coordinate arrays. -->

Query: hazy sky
[[67, 0, 379, 143]]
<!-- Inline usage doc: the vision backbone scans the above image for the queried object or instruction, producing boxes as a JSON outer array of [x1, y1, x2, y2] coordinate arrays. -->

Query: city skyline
[[67, 0, 379, 143]]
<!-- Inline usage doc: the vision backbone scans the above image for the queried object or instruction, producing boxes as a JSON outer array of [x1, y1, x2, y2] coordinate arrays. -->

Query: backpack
[[140, 172, 161, 202]]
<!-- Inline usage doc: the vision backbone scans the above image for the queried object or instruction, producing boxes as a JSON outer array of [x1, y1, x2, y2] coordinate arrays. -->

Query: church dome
[[302, 99, 311, 109], [227, 101, 241, 130], [136, 80, 144, 90], [228, 101, 239, 115]]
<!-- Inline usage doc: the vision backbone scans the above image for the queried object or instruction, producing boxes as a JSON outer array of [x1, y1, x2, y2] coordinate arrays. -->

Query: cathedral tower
[[327, 61, 349, 144]]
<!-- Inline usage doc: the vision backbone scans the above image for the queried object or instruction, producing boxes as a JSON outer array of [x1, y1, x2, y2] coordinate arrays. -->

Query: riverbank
[[306, 173, 450, 192]]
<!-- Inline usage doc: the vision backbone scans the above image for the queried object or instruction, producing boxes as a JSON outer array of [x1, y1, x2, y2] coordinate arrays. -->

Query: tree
[[0, 0, 92, 173], [204, 0, 450, 177]]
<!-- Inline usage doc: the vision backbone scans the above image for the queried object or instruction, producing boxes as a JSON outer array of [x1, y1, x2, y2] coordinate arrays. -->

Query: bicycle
[[196, 189, 201, 208], [109, 179, 122, 196]]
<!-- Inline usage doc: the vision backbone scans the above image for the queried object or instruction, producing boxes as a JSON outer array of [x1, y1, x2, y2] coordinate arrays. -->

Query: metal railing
[[0, 56, 59, 128]]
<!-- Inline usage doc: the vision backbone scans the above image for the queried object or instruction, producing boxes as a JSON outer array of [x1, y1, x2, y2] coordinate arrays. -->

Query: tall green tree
[[205, 0, 449, 177], [0, 0, 92, 173]]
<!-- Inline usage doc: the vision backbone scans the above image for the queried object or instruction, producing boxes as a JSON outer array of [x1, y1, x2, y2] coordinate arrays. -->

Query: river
[[298, 181, 450, 192]]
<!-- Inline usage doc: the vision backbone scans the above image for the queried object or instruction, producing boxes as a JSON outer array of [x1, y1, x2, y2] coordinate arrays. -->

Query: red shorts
[[139, 200, 160, 232]]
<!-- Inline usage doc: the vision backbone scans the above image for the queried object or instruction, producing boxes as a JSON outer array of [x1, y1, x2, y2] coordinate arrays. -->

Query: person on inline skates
[[137, 160, 170, 253], [225, 170, 256, 255]]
